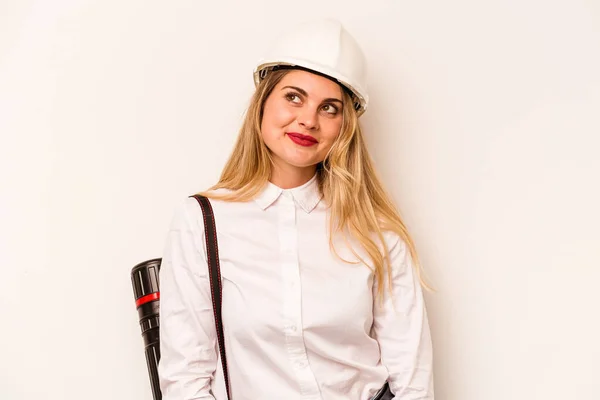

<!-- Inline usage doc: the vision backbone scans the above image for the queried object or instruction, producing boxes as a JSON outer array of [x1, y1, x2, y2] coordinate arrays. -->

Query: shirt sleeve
[[157, 197, 218, 400], [372, 233, 435, 400]]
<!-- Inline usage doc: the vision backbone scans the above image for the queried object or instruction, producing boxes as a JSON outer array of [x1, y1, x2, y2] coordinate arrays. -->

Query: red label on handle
[[136, 292, 160, 307]]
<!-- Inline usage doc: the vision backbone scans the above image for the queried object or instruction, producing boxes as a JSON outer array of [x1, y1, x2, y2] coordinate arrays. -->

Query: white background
[[1, 1, 599, 399]]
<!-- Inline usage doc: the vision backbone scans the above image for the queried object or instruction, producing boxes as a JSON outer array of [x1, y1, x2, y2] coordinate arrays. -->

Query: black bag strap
[[190, 195, 231, 399]]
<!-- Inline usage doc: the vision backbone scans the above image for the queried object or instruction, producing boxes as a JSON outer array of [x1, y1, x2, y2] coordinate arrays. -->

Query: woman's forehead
[[277, 69, 343, 99]]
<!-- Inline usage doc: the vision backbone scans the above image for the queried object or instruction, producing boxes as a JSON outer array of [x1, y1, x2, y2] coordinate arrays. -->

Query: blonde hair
[[199, 69, 431, 299]]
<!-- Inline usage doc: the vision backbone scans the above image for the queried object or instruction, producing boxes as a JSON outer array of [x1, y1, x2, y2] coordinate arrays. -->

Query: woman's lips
[[286, 132, 318, 147]]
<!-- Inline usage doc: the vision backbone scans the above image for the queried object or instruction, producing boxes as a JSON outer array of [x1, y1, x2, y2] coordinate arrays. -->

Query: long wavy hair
[[198, 68, 430, 299]]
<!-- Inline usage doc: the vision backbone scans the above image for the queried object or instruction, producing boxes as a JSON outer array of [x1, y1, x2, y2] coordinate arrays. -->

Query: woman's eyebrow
[[281, 85, 343, 104]]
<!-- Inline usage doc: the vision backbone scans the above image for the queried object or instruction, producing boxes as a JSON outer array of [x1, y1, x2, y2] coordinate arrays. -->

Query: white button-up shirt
[[158, 174, 434, 400]]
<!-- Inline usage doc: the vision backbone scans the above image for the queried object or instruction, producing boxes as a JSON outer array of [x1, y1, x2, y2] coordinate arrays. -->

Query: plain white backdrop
[[1, 1, 599, 399]]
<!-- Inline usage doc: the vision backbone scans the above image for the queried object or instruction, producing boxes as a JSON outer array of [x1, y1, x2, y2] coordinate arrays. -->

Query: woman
[[158, 19, 434, 400]]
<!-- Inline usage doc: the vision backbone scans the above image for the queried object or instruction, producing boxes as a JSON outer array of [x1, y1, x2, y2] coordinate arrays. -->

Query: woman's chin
[[282, 157, 321, 169]]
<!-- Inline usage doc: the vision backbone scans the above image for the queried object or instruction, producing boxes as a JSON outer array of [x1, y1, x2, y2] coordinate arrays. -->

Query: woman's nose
[[297, 107, 319, 131]]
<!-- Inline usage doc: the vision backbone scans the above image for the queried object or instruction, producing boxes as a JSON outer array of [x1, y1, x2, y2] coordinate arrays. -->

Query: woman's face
[[261, 69, 344, 178]]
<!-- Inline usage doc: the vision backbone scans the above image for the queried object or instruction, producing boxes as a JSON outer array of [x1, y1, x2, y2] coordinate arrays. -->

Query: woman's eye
[[285, 93, 301, 103], [322, 104, 338, 115]]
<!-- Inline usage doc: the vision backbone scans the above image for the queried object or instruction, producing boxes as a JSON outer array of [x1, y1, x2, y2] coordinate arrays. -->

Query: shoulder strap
[[190, 195, 231, 399]]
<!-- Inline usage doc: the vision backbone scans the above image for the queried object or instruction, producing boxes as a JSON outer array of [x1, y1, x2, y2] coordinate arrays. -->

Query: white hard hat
[[253, 19, 369, 116]]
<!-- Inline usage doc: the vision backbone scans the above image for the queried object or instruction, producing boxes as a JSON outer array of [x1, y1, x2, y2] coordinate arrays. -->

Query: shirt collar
[[254, 173, 322, 213]]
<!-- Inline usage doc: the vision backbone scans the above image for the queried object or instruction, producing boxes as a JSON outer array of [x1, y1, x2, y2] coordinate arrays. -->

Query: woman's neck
[[269, 164, 317, 189]]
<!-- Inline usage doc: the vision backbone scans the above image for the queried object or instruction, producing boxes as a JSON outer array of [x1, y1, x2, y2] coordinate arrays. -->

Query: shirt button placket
[[279, 192, 321, 399]]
